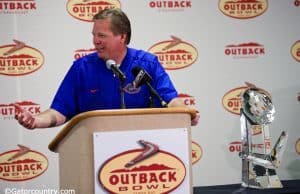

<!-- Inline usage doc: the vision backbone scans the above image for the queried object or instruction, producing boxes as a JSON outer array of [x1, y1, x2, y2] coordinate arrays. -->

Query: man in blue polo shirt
[[14, 8, 199, 129]]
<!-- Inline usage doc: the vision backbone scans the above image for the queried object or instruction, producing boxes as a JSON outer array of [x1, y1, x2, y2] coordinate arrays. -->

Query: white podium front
[[48, 107, 197, 194]]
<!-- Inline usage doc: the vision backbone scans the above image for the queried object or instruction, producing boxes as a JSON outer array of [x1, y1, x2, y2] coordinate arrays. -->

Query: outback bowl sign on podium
[[99, 148, 186, 193], [93, 128, 191, 194]]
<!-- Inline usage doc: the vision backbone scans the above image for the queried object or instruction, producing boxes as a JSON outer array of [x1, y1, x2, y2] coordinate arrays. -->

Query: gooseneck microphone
[[106, 59, 126, 109], [132, 66, 152, 88], [106, 59, 126, 81], [132, 66, 167, 108]]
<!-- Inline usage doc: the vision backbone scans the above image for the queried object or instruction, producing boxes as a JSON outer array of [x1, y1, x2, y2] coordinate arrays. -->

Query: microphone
[[106, 59, 126, 81], [106, 59, 126, 109], [132, 66, 152, 88], [132, 66, 167, 107]]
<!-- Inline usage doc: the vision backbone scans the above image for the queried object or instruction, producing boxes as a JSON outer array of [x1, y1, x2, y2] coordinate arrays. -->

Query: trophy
[[239, 83, 288, 189]]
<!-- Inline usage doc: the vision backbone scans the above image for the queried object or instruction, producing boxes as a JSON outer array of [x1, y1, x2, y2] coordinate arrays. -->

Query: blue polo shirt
[[50, 47, 178, 120]]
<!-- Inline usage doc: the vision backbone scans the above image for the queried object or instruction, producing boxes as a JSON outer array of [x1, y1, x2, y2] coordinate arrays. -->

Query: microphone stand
[[148, 94, 154, 108], [146, 82, 167, 108], [119, 78, 126, 109], [112, 72, 126, 109]]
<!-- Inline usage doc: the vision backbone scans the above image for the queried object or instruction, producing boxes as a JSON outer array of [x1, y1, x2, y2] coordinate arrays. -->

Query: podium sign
[[93, 128, 191, 194]]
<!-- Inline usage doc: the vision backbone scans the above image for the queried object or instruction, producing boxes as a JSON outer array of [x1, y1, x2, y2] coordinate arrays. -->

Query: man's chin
[[97, 52, 107, 60]]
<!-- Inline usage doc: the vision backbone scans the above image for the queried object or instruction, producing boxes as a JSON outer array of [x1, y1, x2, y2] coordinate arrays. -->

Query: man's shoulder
[[128, 48, 157, 63], [73, 52, 101, 67], [68, 52, 103, 73], [75, 52, 98, 63]]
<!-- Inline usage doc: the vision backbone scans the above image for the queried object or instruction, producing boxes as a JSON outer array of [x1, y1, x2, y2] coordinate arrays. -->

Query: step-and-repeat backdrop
[[1, 0, 300, 191]]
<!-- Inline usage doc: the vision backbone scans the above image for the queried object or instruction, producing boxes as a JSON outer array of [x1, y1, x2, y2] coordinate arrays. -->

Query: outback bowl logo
[[229, 141, 242, 153], [225, 42, 265, 58], [229, 140, 271, 153], [178, 93, 196, 108], [0, 101, 40, 119], [0, 0, 37, 14], [0, 145, 48, 181], [148, 36, 198, 70], [191, 141, 202, 164], [99, 140, 185, 193], [296, 138, 300, 155], [74, 48, 96, 60], [222, 87, 247, 115], [219, 0, 268, 19], [66, 0, 121, 22], [149, 0, 192, 11], [291, 40, 300, 62], [0, 40, 44, 76]]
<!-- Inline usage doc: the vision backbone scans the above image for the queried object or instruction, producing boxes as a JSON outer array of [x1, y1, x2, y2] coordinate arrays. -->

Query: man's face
[[92, 18, 124, 61]]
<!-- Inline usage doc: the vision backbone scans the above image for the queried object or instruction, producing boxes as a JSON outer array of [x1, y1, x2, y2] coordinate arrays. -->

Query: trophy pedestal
[[241, 157, 283, 189]]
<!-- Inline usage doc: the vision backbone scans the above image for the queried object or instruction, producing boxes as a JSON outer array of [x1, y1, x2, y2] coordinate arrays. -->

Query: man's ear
[[120, 33, 127, 44]]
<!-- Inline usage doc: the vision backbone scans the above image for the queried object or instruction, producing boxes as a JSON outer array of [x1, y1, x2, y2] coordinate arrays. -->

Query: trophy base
[[242, 173, 283, 189]]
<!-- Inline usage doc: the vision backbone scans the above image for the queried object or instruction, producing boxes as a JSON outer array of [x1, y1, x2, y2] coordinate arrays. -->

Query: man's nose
[[94, 37, 102, 45]]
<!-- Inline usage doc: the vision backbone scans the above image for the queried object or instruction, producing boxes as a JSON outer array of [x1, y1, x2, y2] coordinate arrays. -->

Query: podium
[[48, 107, 197, 194]]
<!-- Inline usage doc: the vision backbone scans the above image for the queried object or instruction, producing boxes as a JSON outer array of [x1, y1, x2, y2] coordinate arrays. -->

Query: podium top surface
[[48, 107, 197, 152]]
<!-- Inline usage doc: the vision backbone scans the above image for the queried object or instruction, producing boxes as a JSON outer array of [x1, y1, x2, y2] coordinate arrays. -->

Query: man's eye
[[95, 34, 105, 38]]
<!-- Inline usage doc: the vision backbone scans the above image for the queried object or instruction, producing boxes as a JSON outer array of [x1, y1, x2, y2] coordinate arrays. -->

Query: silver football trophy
[[239, 84, 288, 189]]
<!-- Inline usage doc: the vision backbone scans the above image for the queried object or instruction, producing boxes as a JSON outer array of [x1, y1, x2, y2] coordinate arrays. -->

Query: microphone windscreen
[[106, 59, 116, 70]]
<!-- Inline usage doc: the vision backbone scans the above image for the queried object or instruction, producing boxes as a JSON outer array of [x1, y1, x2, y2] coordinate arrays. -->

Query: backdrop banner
[[0, 0, 299, 191]]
